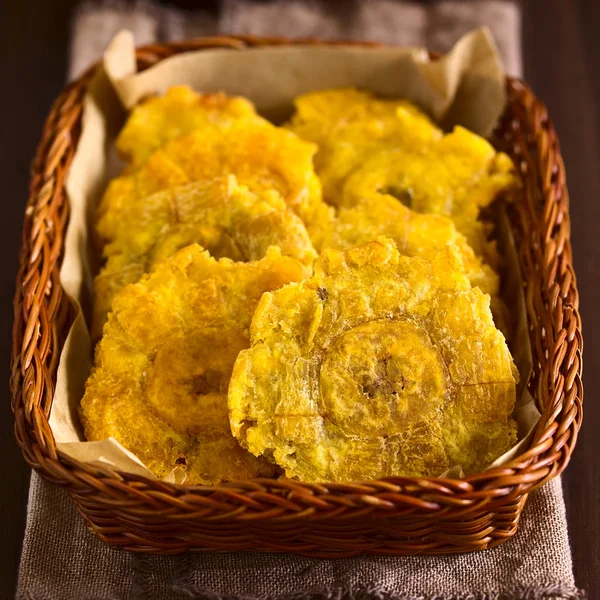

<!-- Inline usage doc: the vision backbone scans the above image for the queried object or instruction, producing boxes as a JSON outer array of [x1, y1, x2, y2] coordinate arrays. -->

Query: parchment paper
[[50, 27, 538, 482]]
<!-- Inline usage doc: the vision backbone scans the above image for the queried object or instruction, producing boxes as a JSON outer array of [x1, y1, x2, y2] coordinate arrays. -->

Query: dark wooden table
[[1, 1, 598, 597]]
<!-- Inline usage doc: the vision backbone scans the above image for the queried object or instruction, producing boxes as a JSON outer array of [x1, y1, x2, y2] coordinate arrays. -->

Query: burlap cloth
[[16, 1, 585, 599]]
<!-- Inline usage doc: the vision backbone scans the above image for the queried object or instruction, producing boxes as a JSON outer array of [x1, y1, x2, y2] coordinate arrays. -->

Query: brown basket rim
[[10, 36, 583, 516]]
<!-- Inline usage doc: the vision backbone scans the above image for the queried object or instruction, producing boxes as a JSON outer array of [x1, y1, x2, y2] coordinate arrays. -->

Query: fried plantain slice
[[324, 196, 498, 297], [288, 89, 519, 264], [229, 238, 517, 482], [340, 130, 519, 263], [98, 119, 331, 250], [288, 88, 440, 149], [81, 244, 306, 484], [116, 86, 258, 168], [92, 177, 317, 339], [287, 88, 442, 202]]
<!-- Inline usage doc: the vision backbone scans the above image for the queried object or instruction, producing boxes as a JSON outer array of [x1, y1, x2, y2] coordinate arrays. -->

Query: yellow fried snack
[[287, 88, 442, 202], [92, 176, 317, 338], [341, 129, 519, 262], [81, 244, 306, 483], [288, 88, 440, 149], [116, 86, 258, 168], [229, 238, 518, 482], [98, 120, 331, 250], [288, 89, 519, 263], [325, 196, 498, 297]]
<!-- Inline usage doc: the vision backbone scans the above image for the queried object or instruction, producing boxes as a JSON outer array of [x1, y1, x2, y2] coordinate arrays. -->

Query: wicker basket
[[10, 37, 583, 557]]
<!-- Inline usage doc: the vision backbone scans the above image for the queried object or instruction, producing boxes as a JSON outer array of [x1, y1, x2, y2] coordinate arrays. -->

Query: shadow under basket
[[10, 37, 583, 557]]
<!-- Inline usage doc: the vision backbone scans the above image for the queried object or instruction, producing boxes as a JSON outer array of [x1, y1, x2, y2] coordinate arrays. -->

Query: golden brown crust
[[340, 132, 519, 264], [92, 177, 316, 339], [99, 116, 330, 252], [229, 238, 517, 482], [288, 88, 520, 266], [287, 88, 442, 202], [323, 195, 499, 297], [116, 85, 259, 168], [81, 245, 305, 484]]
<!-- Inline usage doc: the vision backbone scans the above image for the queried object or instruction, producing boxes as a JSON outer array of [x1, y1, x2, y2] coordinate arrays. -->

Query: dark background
[[1, 0, 598, 597]]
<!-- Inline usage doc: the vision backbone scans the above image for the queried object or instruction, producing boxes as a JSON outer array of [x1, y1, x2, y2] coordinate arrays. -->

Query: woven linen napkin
[[17, 1, 584, 599]]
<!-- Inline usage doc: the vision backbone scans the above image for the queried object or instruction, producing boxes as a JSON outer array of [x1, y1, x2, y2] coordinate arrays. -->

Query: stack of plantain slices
[[81, 85, 521, 484]]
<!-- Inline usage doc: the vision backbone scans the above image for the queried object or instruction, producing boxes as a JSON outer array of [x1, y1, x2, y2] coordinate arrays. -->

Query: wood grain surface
[[1, 0, 597, 597]]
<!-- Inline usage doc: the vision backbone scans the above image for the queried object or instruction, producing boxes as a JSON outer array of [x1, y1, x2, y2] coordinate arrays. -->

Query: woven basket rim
[[11, 36, 583, 510]]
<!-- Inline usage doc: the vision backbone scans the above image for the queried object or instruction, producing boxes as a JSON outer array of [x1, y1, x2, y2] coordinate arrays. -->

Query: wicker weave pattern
[[10, 38, 582, 557]]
